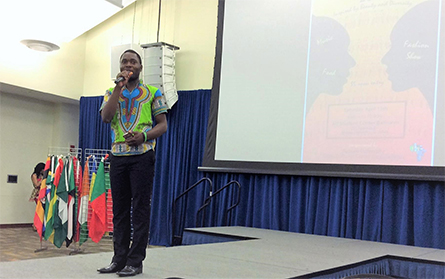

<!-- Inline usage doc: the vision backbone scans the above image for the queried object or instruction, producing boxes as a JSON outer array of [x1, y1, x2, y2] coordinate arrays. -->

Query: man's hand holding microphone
[[115, 71, 133, 86]]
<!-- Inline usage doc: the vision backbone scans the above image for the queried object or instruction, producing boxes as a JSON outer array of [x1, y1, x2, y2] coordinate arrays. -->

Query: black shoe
[[116, 265, 143, 277], [97, 262, 125, 273]]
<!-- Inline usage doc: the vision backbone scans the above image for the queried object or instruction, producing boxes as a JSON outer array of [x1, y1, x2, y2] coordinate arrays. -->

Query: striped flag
[[43, 157, 55, 239], [88, 157, 107, 243], [78, 158, 90, 246], [66, 157, 77, 247], [33, 157, 51, 241], [73, 157, 82, 243], [53, 157, 69, 248], [44, 157, 64, 243]]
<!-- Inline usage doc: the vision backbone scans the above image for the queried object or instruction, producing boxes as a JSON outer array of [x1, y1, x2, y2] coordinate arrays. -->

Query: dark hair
[[120, 49, 142, 64], [33, 163, 45, 176]]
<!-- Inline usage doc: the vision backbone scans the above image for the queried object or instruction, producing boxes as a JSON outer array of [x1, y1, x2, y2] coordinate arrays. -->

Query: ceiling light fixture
[[3, 0, 136, 53], [20, 39, 60, 52]]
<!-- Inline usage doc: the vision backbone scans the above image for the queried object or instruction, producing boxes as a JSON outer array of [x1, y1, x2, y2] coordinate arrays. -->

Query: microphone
[[114, 72, 133, 84]]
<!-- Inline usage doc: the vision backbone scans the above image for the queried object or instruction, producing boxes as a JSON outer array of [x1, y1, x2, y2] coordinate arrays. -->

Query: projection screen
[[201, 0, 445, 181]]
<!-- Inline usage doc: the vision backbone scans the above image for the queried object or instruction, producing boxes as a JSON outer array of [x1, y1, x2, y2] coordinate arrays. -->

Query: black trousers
[[109, 150, 155, 267]]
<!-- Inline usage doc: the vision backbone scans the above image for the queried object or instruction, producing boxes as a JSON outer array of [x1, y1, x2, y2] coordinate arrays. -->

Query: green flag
[[53, 158, 69, 248]]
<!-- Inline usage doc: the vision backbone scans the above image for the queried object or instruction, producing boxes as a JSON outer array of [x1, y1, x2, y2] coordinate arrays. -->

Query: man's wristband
[[143, 132, 147, 142]]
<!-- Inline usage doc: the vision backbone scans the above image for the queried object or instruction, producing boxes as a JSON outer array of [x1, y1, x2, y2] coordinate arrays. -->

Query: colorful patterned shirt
[[100, 80, 168, 156]]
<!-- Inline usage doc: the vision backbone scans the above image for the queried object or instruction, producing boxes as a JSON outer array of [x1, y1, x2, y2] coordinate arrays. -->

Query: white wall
[[0, 0, 218, 224], [0, 92, 79, 224], [0, 36, 86, 100], [0, 0, 218, 100], [82, 0, 218, 96]]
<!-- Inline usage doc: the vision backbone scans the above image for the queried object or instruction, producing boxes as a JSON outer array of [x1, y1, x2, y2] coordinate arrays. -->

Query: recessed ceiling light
[[20, 39, 60, 52]]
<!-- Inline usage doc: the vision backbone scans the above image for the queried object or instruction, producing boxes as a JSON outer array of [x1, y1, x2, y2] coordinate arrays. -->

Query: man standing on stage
[[98, 49, 168, 277]]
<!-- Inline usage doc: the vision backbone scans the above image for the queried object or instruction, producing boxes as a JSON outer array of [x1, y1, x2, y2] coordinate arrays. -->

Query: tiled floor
[[0, 226, 114, 262]]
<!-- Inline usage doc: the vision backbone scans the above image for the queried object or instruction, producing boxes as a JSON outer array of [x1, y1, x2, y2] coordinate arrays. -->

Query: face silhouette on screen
[[382, 0, 440, 111], [305, 16, 356, 112]]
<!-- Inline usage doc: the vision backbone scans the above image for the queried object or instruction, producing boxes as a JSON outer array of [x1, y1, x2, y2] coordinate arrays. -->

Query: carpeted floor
[[0, 226, 114, 262]]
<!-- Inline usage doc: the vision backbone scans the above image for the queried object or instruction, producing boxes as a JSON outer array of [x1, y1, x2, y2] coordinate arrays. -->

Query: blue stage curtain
[[195, 174, 444, 249], [78, 91, 444, 249], [78, 96, 111, 152], [151, 90, 212, 246], [307, 257, 445, 279]]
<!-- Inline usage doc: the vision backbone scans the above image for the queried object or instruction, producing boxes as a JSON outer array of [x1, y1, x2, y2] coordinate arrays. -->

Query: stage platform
[[0, 226, 443, 278]]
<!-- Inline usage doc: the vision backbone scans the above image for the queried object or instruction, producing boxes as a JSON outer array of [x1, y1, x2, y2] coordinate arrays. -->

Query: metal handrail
[[196, 180, 241, 228], [171, 177, 213, 246]]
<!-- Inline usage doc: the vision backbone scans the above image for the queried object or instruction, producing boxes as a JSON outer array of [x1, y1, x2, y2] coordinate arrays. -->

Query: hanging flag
[[65, 156, 77, 247], [78, 157, 90, 246], [73, 157, 82, 243], [43, 157, 55, 239], [33, 156, 51, 241], [105, 171, 114, 232], [53, 157, 69, 248], [87, 157, 98, 226], [88, 157, 107, 243], [44, 157, 64, 243]]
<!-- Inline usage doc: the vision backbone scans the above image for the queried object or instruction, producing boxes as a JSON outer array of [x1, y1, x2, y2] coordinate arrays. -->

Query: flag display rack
[[33, 147, 113, 255], [33, 147, 83, 253], [48, 146, 82, 159], [71, 148, 113, 255], [34, 241, 48, 253]]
